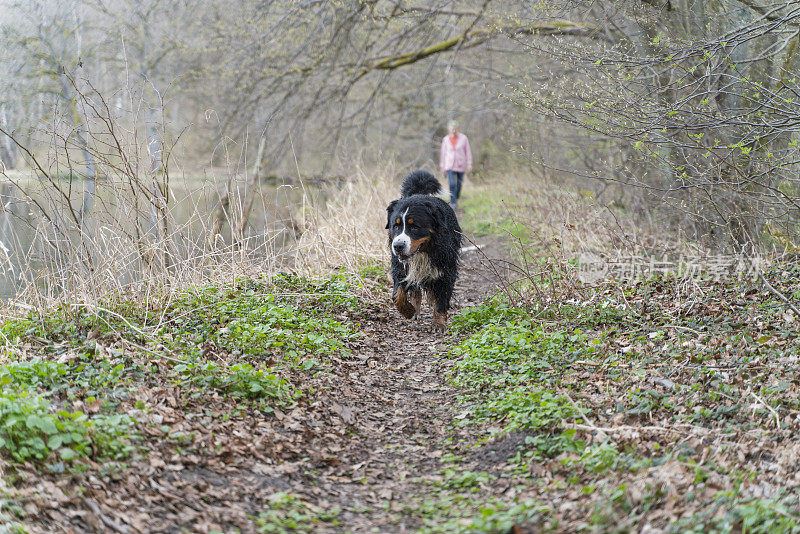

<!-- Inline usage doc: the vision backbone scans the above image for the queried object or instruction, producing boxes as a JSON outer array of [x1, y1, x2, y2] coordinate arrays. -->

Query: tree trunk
[[146, 105, 171, 272], [58, 74, 96, 224], [68, 0, 96, 223], [237, 135, 267, 240], [0, 106, 18, 170], [76, 126, 96, 221]]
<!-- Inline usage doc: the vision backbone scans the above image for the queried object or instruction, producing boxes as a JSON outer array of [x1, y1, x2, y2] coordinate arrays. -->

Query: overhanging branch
[[354, 20, 606, 81], [733, 0, 800, 26]]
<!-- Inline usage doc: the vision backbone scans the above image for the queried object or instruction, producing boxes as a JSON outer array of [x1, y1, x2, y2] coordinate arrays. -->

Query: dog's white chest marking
[[403, 253, 442, 285]]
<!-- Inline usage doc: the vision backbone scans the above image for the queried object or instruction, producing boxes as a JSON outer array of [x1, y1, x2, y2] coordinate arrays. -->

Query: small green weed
[[536, 301, 631, 328], [271, 272, 358, 312], [0, 359, 67, 391], [172, 361, 295, 401], [452, 324, 572, 390], [474, 387, 579, 434], [576, 442, 642, 474], [0, 351, 145, 398], [0, 494, 26, 534], [449, 298, 531, 334], [414, 494, 551, 534], [0, 317, 40, 342], [163, 277, 359, 360], [669, 494, 800, 533], [356, 261, 386, 281], [516, 429, 585, 460], [255, 492, 341, 533], [625, 387, 673, 415], [0, 304, 148, 346], [438, 469, 494, 491]]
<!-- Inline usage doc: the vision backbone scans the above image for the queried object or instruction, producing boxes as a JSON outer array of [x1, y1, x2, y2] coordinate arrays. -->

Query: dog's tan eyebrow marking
[[395, 218, 400, 224], [408, 218, 414, 224]]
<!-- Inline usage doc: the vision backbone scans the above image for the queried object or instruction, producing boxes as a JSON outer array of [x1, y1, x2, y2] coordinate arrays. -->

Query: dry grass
[[0, 155, 406, 315], [465, 168, 702, 260], [0, 145, 703, 317], [291, 164, 397, 273], [452, 167, 711, 308]]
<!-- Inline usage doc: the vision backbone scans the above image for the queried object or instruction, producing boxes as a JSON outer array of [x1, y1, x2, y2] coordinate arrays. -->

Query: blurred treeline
[[0, 0, 798, 251]]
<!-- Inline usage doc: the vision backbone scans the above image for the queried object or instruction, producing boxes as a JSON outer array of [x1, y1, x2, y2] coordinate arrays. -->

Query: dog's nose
[[393, 242, 405, 253]]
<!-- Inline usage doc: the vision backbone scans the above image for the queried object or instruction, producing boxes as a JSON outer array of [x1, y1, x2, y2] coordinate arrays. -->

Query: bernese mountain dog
[[385, 170, 461, 331]]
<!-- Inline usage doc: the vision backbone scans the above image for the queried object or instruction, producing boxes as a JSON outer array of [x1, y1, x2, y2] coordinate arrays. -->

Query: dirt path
[[303, 241, 510, 532], [14, 239, 512, 533]]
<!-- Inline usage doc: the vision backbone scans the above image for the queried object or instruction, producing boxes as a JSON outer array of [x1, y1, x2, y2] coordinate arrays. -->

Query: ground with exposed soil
[[0, 229, 519, 533], [5, 194, 800, 534]]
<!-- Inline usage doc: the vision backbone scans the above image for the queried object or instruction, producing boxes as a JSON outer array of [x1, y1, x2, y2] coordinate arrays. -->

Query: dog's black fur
[[385, 170, 461, 330]]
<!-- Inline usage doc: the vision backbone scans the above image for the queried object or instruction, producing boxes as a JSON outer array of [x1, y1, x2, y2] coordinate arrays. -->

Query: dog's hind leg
[[432, 309, 447, 331], [393, 285, 417, 319], [429, 279, 455, 331], [425, 290, 436, 307], [411, 289, 422, 317]]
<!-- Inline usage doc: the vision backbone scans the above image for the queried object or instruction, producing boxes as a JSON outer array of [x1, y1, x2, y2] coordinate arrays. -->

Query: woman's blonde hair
[[447, 120, 458, 130]]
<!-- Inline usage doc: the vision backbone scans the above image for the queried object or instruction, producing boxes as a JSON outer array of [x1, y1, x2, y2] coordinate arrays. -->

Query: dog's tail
[[401, 170, 441, 198]]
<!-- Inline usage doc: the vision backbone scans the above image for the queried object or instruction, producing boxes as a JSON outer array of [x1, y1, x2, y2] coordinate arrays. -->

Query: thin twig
[[749, 389, 782, 429], [119, 338, 186, 365], [571, 422, 715, 436], [662, 324, 704, 335], [82, 498, 131, 534], [751, 258, 800, 318], [563, 390, 596, 427]]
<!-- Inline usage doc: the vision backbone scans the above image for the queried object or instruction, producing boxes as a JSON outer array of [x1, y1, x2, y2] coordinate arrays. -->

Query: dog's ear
[[429, 204, 443, 232], [385, 200, 398, 229]]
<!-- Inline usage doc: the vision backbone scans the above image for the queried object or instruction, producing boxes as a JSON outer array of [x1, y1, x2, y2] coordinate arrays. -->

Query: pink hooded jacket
[[440, 133, 472, 173]]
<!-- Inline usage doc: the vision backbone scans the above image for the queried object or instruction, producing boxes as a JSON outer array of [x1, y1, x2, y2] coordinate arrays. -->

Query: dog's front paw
[[397, 302, 416, 319], [394, 286, 417, 319]]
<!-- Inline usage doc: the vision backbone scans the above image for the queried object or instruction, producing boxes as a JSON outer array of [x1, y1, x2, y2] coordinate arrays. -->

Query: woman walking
[[439, 120, 472, 209]]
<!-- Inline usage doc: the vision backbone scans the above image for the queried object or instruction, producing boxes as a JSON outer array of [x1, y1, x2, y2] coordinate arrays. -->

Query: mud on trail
[[1, 238, 517, 533]]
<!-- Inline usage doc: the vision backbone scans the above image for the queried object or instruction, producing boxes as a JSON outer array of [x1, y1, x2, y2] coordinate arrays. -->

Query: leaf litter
[[2, 245, 800, 532]]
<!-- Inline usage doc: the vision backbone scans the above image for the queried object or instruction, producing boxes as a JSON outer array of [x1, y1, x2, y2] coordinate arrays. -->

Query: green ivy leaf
[[59, 448, 78, 461], [47, 434, 64, 449], [39, 418, 58, 435]]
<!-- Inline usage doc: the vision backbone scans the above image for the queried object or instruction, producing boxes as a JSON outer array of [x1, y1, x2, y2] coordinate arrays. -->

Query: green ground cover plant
[[0, 273, 362, 475], [424, 265, 800, 531], [0, 389, 133, 463], [255, 492, 341, 533], [159, 274, 360, 361]]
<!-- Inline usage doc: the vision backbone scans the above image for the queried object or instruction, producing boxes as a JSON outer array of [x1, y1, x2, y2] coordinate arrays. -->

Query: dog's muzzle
[[395, 245, 422, 262], [392, 235, 421, 262]]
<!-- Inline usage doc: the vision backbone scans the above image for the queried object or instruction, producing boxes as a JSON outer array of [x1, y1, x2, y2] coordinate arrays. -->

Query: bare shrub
[[291, 163, 399, 274], [0, 79, 301, 309]]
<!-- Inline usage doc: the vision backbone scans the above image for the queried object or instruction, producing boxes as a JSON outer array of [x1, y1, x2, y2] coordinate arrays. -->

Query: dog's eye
[[409, 223, 418, 229]]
